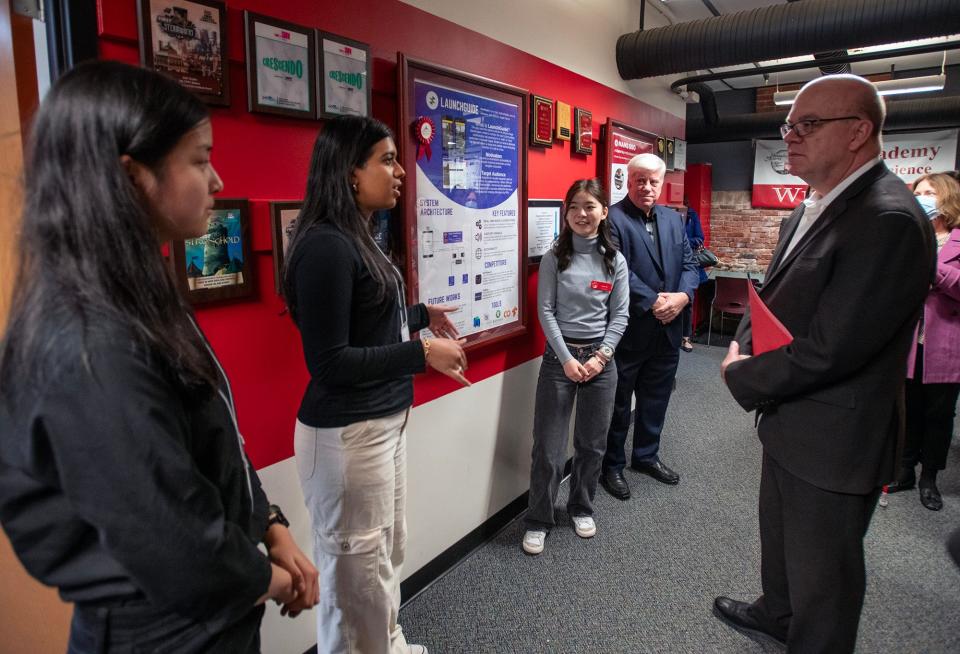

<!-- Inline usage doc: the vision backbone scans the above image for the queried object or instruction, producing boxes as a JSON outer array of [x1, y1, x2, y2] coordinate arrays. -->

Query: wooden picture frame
[[530, 94, 554, 148], [244, 12, 317, 119], [269, 201, 303, 294], [317, 31, 371, 118], [574, 107, 593, 155], [137, 0, 230, 106], [170, 198, 256, 304], [555, 100, 572, 141]]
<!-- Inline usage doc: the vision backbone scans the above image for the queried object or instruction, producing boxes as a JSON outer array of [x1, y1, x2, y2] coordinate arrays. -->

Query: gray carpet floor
[[398, 345, 960, 653]]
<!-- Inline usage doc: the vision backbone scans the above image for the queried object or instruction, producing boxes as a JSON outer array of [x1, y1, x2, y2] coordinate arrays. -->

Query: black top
[[0, 316, 272, 639], [287, 225, 429, 428]]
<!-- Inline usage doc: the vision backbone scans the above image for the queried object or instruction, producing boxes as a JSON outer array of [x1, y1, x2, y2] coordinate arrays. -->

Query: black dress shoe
[[631, 459, 680, 485], [713, 596, 786, 648], [920, 484, 943, 511], [600, 469, 630, 500]]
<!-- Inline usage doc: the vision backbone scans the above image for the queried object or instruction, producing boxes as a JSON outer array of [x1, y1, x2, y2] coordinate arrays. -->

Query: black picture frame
[[244, 12, 317, 119], [317, 31, 371, 119], [574, 107, 593, 155], [137, 0, 230, 106], [269, 200, 303, 294]]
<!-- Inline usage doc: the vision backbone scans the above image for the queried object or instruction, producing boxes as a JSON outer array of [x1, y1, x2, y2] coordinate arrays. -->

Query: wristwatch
[[267, 504, 290, 529], [596, 345, 614, 362]]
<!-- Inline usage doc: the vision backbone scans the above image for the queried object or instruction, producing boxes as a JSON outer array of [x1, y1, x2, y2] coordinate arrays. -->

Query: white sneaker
[[572, 515, 596, 538], [409, 646, 429, 654], [522, 529, 547, 554]]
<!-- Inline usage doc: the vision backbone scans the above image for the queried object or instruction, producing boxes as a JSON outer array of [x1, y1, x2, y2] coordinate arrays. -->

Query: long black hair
[[554, 178, 618, 275], [283, 116, 397, 320], [0, 60, 219, 399]]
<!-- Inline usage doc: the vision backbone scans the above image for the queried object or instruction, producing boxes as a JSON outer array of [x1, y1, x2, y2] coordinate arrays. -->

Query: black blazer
[[727, 162, 935, 494], [607, 200, 699, 350]]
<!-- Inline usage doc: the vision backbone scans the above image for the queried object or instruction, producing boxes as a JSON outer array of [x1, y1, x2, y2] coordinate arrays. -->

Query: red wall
[[96, 0, 684, 468]]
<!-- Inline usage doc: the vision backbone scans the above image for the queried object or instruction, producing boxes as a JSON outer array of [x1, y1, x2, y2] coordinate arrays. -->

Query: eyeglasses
[[780, 116, 861, 139]]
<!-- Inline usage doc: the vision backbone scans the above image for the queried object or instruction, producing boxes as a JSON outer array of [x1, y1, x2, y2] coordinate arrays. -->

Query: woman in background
[[522, 178, 629, 555], [0, 61, 316, 653], [888, 172, 960, 511], [284, 115, 468, 653], [680, 205, 708, 352]]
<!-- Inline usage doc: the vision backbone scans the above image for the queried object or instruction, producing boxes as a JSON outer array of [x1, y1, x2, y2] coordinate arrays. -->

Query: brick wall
[[708, 191, 790, 272]]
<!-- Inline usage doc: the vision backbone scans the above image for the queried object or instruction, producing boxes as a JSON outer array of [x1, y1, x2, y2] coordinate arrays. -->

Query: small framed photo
[[317, 31, 371, 118], [170, 199, 256, 304], [530, 94, 554, 148], [244, 12, 317, 119], [137, 0, 230, 106], [269, 201, 303, 294], [574, 107, 593, 155]]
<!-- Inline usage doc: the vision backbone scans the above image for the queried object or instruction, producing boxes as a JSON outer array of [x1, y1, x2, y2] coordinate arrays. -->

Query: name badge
[[590, 280, 612, 292]]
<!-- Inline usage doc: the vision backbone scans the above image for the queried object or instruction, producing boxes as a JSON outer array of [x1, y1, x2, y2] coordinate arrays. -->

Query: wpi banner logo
[[752, 140, 807, 209]]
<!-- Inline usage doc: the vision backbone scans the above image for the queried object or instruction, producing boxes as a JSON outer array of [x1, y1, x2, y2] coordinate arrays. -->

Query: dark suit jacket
[[726, 162, 936, 494], [608, 199, 699, 350]]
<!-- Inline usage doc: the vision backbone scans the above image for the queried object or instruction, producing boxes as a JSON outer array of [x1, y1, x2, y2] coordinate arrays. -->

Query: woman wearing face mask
[[0, 61, 317, 652], [283, 115, 469, 653], [522, 178, 629, 555], [887, 173, 960, 511]]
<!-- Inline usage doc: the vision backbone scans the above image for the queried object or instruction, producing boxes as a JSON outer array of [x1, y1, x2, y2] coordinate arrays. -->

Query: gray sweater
[[538, 233, 630, 363]]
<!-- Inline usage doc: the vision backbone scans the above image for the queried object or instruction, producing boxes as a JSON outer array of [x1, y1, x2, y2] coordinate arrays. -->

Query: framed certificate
[[318, 32, 371, 118], [269, 201, 303, 294], [137, 0, 230, 106], [530, 94, 553, 148], [170, 199, 256, 305], [574, 107, 593, 155], [244, 12, 317, 119], [527, 199, 562, 264], [555, 101, 571, 141], [674, 138, 687, 171]]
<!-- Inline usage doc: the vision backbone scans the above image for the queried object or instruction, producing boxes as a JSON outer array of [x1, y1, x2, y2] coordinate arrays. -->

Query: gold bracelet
[[422, 337, 431, 362]]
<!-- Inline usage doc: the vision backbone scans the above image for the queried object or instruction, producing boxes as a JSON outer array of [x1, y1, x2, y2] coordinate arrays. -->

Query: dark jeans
[[526, 342, 617, 529], [67, 597, 264, 654], [604, 331, 679, 471], [903, 345, 960, 472], [751, 453, 880, 653]]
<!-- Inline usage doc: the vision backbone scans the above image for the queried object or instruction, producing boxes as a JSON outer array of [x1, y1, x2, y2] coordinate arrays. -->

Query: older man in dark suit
[[600, 153, 699, 500], [716, 75, 935, 653]]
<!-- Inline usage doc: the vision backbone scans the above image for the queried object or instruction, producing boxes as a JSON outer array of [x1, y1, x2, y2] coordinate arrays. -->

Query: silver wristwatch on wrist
[[596, 345, 614, 363]]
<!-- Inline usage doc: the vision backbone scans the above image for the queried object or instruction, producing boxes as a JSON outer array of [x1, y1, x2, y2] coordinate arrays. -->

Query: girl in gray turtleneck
[[522, 178, 629, 555]]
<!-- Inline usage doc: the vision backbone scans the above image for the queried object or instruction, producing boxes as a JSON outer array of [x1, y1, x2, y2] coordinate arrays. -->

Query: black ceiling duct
[[618, 0, 960, 80], [686, 96, 960, 144]]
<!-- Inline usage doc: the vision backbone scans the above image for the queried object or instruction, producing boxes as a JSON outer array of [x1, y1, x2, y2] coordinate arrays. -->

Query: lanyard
[[374, 242, 409, 342]]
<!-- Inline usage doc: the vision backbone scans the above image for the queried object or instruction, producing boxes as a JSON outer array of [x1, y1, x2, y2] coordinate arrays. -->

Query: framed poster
[[244, 12, 316, 119], [555, 101, 571, 141], [269, 201, 303, 293], [527, 199, 562, 264], [170, 199, 255, 304], [530, 94, 553, 148], [674, 138, 687, 171], [601, 119, 658, 205], [398, 54, 529, 350], [318, 32, 371, 118], [137, 0, 229, 106], [574, 107, 593, 155]]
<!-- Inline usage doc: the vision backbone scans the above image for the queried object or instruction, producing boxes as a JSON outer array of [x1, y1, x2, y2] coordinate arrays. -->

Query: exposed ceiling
[[650, 0, 960, 92]]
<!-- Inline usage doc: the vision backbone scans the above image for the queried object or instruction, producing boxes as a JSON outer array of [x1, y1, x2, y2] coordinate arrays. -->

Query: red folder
[[747, 282, 793, 354]]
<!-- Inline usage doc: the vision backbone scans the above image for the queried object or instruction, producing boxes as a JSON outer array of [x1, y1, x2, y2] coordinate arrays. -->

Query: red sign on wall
[[603, 120, 658, 205]]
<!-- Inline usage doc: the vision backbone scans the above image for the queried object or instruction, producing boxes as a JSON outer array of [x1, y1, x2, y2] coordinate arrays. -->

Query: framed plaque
[[244, 12, 317, 119], [398, 54, 529, 351], [657, 135, 667, 161], [527, 199, 562, 264], [170, 199, 255, 305], [137, 0, 230, 106], [574, 107, 593, 155], [674, 138, 687, 171], [555, 101, 571, 141], [665, 137, 676, 171], [530, 94, 554, 148], [269, 201, 303, 293], [601, 119, 658, 205], [318, 32, 371, 118]]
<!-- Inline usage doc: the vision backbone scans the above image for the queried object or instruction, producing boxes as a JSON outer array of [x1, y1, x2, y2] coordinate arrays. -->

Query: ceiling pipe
[[685, 96, 960, 144], [618, 0, 960, 80], [785, 0, 850, 75]]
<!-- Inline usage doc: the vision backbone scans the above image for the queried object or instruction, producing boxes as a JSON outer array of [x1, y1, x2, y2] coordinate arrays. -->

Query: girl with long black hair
[[0, 61, 317, 652], [283, 115, 468, 654], [522, 178, 629, 555]]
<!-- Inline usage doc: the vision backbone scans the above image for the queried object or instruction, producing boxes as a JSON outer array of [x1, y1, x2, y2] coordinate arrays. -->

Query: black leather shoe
[[600, 469, 630, 500], [631, 459, 680, 485], [713, 596, 786, 648], [920, 484, 943, 511]]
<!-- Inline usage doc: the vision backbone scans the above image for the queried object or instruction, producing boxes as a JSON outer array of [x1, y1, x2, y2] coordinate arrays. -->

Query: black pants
[[903, 345, 960, 472], [750, 453, 880, 654], [67, 597, 264, 654]]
